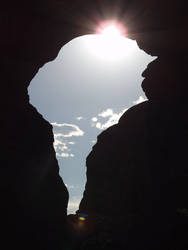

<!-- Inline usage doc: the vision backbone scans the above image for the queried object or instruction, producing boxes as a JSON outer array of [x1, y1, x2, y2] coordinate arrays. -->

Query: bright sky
[[28, 32, 155, 214]]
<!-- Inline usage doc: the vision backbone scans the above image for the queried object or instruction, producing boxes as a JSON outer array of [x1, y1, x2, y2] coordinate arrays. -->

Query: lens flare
[[78, 213, 88, 222], [78, 216, 86, 221]]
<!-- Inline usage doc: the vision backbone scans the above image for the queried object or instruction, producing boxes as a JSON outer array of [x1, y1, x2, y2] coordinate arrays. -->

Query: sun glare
[[84, 20, 135, 62], [97, 21, 125, 37], [100, 25, 122, 37]]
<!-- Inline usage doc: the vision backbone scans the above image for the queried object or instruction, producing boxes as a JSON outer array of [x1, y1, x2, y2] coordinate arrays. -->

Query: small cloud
[[96, 122, 103, 129], [51, 122, 84, 137], [133, 96, 147, 105], [53, 135, 72, 158], [91, 96, 147, 131], [92, 117, 98, 122], [68, 141, 76, 145], [98, 108, 114, 118], [92, 107, 128, 130], [57, 152, 74, 158], [51, 122, 83, 158], [60, 144, 68, 151], [76, 116, 84, 120], [53, 138, 64, 147]]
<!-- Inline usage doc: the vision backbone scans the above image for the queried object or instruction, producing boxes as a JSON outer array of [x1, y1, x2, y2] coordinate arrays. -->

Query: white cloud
[[133, 95, 147, 105], [51, 122, 83, 158], [92, 117, 98, 122], [76, 116, 84, 120], [91, 96, 147, 131], [98, 108, 114, 118], [53, 135, 71, 158], [51, 122, 84, 137], [57, 153, 74, 158], [53, 138, 64, 148], [68, 141, 76, 145], [92, 107, 128, 130]]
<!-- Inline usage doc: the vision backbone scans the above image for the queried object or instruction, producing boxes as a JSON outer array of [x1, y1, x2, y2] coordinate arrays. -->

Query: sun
[[96, 20, 126, 37], [83, 20, 135, 62], [99, 24, 122, 37]]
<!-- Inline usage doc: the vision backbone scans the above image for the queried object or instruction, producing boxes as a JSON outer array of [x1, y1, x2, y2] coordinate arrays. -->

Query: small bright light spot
[[78, 213, 87, 221], [79, 216, 86, 221]]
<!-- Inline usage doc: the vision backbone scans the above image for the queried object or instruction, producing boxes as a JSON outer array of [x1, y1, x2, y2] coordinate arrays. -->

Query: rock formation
[[1, 0, 188, 249], [0, 1, 82, 249], [77, 59, 188, 249], [76, 1, 188, 250]]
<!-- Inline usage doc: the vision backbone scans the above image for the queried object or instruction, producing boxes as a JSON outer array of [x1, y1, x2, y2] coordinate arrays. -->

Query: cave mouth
[[28, 35, 155, 214]]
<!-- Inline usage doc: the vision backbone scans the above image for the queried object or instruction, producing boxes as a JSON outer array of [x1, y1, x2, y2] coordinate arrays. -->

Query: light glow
[[78, 216, 86, 221], [99, 24, 122, 37], [83, 20, 135, 61], [97, 20, 126, 37]]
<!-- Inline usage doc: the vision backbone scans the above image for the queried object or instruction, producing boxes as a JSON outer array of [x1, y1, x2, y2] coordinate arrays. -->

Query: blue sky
[[28, 34, 155, 214]]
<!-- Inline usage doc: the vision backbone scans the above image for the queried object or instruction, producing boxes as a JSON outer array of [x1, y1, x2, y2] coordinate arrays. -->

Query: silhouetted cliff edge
[[78, 97, 188, 250]]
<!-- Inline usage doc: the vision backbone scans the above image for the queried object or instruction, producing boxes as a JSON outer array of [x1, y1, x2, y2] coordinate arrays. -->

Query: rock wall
[[77, 1, 188, 250], [0, 1, 79, 249], [78, 98, 188, 250]]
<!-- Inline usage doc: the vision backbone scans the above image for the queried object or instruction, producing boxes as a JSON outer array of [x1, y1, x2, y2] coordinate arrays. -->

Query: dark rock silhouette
[[78, 96, 188, 249], [2, 103, 69, 249], [1, 0, 188, 249], [0, 1, 79, 249], [76, 1, 188, 249]]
